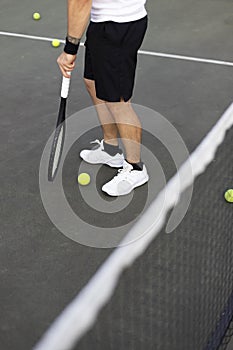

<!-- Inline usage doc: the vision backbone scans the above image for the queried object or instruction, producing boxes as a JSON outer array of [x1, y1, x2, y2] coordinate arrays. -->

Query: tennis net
[[34, 103, 233, 350]]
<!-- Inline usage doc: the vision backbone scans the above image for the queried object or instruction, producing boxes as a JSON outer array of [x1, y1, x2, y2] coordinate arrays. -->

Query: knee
[[84, 78, 94, 94], [106, 100, 131, 116]]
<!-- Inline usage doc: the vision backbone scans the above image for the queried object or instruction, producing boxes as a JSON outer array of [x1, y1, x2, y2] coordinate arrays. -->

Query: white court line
[[1, 30, 233, 67], [138, 49, 233, 67]]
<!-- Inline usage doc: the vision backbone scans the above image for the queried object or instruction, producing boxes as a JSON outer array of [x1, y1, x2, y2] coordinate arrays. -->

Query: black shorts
[[84, 16, 148, 102]]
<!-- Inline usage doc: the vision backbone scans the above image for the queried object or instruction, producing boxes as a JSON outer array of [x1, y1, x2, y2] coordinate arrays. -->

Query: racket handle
[[61, 72, 71, 98]]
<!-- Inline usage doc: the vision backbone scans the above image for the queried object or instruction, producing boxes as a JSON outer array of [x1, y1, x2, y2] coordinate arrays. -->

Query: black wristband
[[64, 37, 80, 55]]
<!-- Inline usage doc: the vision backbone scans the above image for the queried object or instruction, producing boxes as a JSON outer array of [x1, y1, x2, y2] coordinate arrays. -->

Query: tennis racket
[[48, 73, 71, 182]]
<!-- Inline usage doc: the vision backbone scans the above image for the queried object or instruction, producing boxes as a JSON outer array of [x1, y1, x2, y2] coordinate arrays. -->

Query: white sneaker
[[80, 139, 124, 168], [102, 162, 149, 196]]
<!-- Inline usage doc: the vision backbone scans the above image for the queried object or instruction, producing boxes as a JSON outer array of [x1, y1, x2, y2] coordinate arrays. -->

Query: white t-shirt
[[91, 0, 147, 23]]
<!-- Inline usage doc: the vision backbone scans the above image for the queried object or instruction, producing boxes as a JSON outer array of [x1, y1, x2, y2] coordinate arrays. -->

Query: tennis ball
[[224, 189, 233, 203], [33, 12, 41, 20], [78, 173, 91, 186], [52, 39, 61, 48]]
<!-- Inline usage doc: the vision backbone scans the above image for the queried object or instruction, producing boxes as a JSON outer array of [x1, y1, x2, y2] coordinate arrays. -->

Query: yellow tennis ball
[[33, 12, 41, 20], [78, 173, 91, 186], [224, 189, 233, 203], [52, 39, 61, 48]]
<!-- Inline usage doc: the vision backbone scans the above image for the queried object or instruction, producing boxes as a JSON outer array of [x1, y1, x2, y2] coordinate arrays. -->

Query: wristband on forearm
[[64, 35, 81, 55]]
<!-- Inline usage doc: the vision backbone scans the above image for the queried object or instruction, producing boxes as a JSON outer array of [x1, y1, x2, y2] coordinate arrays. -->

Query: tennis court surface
[[1, 0, 233, 349]]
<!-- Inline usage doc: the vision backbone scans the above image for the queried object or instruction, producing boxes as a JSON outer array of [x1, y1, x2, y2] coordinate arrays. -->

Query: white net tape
[[34, 103, 233, 350]]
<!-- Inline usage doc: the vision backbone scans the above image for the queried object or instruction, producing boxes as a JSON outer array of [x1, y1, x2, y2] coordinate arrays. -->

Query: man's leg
[[84, 79, 141, 163], [80, 78, 124, 168], [106, 99, 142, 164], [81, 17, 148, 195], [101, 100, 149, 196], [84, 78, 118, 146]]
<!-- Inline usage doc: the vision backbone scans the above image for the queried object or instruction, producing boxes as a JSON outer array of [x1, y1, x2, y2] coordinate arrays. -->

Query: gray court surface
[[0, 0, 233, 349]]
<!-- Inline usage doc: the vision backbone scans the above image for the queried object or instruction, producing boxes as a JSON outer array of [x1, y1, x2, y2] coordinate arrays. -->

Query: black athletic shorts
[[84, 16, 148, 102]]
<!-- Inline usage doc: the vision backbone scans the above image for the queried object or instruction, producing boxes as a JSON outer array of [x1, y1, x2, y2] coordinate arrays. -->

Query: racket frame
[[48, 74, 71, 182]]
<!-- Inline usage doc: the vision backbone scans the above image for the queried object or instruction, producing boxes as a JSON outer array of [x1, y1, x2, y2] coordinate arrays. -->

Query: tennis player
[[57, 0, 149, 196]]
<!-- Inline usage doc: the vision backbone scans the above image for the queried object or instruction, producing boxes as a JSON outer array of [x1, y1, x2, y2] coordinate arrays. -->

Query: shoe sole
[[106, 160, 124, 168], [80, 155, 124, 168]]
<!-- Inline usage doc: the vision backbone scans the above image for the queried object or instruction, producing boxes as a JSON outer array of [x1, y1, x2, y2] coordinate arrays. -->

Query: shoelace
[[90, 139, 103, 149], [113, 165, 132, 180]]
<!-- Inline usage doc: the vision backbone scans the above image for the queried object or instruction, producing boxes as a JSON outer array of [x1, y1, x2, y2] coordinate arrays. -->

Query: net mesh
[[76, 125, 233, 350], [219, 319, 233, 350], [34, 103, 233, 350]]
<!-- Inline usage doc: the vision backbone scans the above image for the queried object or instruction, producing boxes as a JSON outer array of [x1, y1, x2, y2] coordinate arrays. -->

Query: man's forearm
[[67, 0, 92, 39], [57, 0, 92, 77]]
